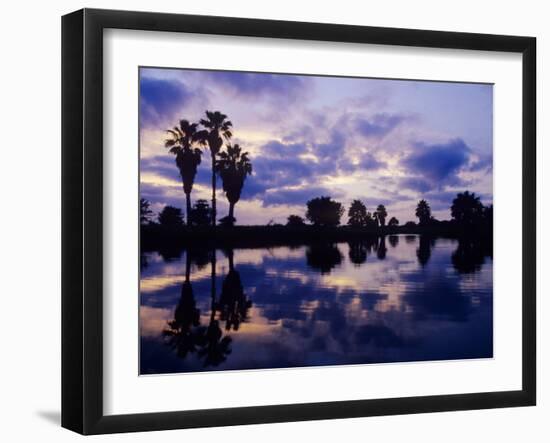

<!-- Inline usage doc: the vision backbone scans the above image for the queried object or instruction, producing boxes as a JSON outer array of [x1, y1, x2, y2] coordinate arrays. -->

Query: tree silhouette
[[158, 205, 184, 227], [388, 216, 399, 227], [216, 143, 252, 226], [287, 215, 306, 226], [415, 199, 432, 226], [365, 212, 378, 228], [375, 205, 388, 227], [347, 200, 368, 227], [483, 204, 493, 226], [200, 111, 233, 226], [165, 120, 206, 225], [451, 191, 484, 227], [189, 199, 212, 226], [140, 198, 153, 225], [306, 196, 344, 227]]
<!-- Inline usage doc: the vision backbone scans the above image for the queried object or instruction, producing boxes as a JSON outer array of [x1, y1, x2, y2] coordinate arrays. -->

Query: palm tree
[[200, 111, 233, 226], [415, 199, 432, 226], [216, 144, 252, 225], [375, 204, 388, 227], [165, 120, 206, 226]]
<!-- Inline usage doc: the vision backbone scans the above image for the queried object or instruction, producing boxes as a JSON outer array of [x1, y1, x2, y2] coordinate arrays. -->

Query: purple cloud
[[139, 77, 193, 127], [354, 113, 406, 137], [400, 139, 471, 191], [262, 187, 345, 207], [207, 71, 310, 102]]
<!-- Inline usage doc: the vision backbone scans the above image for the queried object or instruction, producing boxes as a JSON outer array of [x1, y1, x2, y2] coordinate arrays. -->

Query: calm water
[[140, 235, 493, 374]]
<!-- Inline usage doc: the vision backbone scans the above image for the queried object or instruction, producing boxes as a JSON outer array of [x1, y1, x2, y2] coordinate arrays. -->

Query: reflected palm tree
[[416, 235, 435, 267], [388, 235, 399, 248], [376, 236, 387, 260], [217, 249, 252, 331], [348, 241, 367, 265], [196, 320, 232, 367], [162, 253, 201, 358], [306, 243, 343, 274], [194, 247, 233, 367]]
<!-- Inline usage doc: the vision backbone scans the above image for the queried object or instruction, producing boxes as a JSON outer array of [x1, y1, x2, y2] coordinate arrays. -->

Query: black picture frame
[[62, 8, 536, 435]]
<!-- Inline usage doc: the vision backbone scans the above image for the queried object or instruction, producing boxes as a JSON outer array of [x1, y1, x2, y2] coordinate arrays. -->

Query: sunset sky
[[139, 67, 493, 225]]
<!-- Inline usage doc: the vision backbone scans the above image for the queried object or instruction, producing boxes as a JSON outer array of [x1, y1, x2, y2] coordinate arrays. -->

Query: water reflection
[[388, 235, 399, 248], [140, 235, 493, 374], [217, 249, 252, 331], [416, 235, 435, 267], [306, 243, 343, 274]]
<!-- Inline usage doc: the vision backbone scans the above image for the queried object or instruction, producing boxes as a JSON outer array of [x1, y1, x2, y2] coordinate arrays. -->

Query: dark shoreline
[[141, 222, 492, 251]]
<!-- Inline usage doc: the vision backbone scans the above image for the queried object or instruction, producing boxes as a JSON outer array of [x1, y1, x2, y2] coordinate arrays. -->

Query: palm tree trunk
[[211, 154, 216, 227], [227, 248, 234, 272], [185, 192, 192, 227], [185, 252, 191, 282], [210, 247, 216, 323], [228, 202, 235, 224]]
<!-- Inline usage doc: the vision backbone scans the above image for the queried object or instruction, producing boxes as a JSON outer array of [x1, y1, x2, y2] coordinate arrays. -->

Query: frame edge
[[61, 8, 85, 435]]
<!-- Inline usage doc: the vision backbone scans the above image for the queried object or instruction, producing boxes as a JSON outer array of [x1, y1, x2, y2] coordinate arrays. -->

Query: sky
[[139, 67, 493, 225]]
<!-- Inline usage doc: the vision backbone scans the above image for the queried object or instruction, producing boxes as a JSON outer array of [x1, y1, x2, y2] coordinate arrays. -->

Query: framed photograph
[[62, 8, 536, 435]]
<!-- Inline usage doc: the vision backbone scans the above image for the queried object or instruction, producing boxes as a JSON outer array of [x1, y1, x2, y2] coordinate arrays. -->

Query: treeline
[[142, 190, 492, 233]]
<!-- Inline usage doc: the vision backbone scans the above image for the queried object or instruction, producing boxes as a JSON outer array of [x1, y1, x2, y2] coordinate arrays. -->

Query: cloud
[[139, 77, 193, 127], [398, 177, 432, 193], [240, 155, 317, 200], [398, 139, 473, 194], [354, 113, 406, 137], [262, 186, 345, 206], [340, 152, 387, 173], [261, 140, 309, 158], [207, 71, 311, 102], [402, 139, 470, 182], [141, 155, 180, 182], [469, 153, 493, 172]]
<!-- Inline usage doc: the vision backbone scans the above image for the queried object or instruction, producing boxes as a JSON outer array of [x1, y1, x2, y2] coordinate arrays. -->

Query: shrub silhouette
[[189, 199, 212, 226], [287, 215, 306, 226], [158, 205, 184, 227]]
